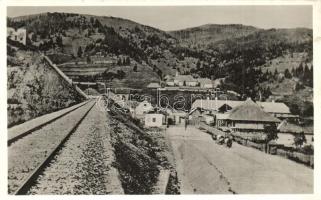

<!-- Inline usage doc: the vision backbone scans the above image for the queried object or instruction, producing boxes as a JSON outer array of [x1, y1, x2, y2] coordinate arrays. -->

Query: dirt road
[[167, 126, 313, 194]]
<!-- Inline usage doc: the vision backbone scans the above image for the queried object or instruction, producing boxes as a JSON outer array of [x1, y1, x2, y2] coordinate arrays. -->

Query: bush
[[299, 145, 314, 155]]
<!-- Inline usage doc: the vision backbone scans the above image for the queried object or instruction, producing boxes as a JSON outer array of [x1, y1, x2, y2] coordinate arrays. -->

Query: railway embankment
[[105, 98, 180, 194]]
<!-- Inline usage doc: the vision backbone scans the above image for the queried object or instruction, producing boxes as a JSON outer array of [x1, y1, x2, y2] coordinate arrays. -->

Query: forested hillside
[[7, 12, 313, 117]]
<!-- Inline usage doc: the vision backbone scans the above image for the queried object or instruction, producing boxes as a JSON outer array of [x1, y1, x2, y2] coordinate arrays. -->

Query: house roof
[[216, 113, 230, 120], [175, 75, 196, 82], [213, 78, 224, 86], [191, 99, 242, 111], [228, 98, 280, 122], [146, 82, 161, 88], [189, 107, 202, 115], [197, 78, 212, 85], [256, 101, 290, 114], [164, 75, 174, 81]]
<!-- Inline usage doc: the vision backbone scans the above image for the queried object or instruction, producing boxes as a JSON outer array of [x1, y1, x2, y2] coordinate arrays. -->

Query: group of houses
[[110, 91, 188, 128], [190, 98, 297, 133], [110, 88, 296, 133], [146, 72, 222, 89]]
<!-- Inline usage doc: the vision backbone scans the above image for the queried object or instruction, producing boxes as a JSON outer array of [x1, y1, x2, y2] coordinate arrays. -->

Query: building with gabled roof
[[192, 98, 294, 120], [227, 98, 280, 132], [191, 99, 242, 113], [256, 101, 297, 120]]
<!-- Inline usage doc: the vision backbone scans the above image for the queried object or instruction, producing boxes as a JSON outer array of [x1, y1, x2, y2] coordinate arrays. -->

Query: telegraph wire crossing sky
[[7, 6, 312, 31]]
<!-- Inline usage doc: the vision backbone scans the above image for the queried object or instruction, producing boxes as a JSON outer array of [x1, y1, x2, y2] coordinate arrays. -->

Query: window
[[152, 118, 156, 122]]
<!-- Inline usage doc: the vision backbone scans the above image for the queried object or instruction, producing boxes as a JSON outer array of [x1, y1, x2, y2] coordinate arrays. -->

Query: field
[[58, 63, 115, 78], [105, 64, 160, 88]]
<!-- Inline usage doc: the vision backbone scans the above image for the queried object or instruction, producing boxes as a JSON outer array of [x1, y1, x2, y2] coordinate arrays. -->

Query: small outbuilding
[[145, 113, 165, 127]]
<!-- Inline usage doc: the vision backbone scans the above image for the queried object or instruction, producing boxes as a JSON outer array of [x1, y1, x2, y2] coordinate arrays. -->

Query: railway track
[[28, 99, 122, 194], [8, 100, 97, 195], [8, 101, 90, 146]]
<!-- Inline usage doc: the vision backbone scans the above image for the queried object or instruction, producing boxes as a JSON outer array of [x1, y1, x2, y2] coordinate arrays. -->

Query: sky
[[7, 6, 312, 31]]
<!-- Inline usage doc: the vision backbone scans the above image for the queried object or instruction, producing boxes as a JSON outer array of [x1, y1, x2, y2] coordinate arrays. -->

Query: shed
[[145, 113, 165, 127]]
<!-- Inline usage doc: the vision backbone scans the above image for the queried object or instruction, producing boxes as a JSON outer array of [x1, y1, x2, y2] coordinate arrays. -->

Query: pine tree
[[196, 60, 201, 70], [284, 68, 292, 79], [117, 58, 122, 66], [77, 46, 83, 57], [86, 56, 91, 64], [274, 68, 278, 76], [126, 57, 131, 65]]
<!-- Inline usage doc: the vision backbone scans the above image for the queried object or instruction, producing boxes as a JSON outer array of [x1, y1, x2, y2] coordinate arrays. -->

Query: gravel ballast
[[8, 101, 95, 194], [28, 102, 123, 194]]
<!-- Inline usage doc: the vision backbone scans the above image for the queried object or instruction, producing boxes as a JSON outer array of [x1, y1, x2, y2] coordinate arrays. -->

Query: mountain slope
[[169, 24, 259, 49], [7, 12, 313, 101]]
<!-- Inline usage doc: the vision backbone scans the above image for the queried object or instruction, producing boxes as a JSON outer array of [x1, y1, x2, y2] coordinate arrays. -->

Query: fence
[[43, 55, 88, 99], [199, 123, 313, 168], [274, 146, 314, 167]]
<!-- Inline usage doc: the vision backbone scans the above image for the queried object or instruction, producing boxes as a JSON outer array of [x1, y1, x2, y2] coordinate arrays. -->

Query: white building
[[174, 75, 198, 87], [145, 113, 165, 127], [135, 100, 154, 116], [147, 82, 161, 89], [7, 27, 27, 45], [203, 114, 215, 125], [165, 75, 175, 86], [197, 78, 213, 88]]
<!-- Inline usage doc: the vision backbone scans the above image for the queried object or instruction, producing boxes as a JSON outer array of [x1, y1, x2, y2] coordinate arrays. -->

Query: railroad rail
[[8, 101, 90, 146], [8, 100, 96, 195]]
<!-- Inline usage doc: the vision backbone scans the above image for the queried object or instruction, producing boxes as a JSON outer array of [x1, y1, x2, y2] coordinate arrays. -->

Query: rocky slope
[[7, 50, 86, 127]]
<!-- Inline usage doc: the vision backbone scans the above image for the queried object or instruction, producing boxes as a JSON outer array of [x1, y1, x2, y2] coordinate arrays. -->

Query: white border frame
[[1, 1, 320, 200]]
